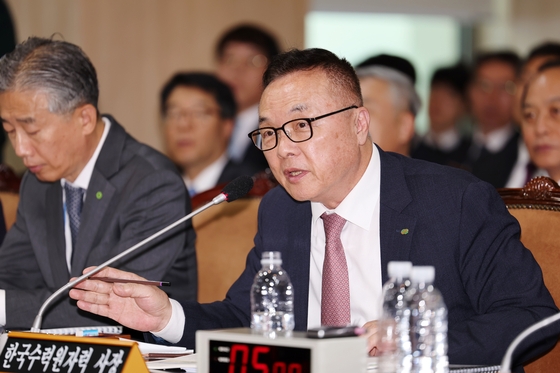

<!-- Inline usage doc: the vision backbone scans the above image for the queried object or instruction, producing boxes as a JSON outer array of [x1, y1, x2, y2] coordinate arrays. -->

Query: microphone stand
[[499, 312, 560, 373], [30, 193, 227, 333]]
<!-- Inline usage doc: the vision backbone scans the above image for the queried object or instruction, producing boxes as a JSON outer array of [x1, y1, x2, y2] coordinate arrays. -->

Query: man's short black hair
[[527, 42, 560, 62], [263, 48, 363, 106], [160, 72, 237, 119], [472, 51, 521, 77], [216, 24, 280, 61], [431, 64, 470, 98], [356, 54, 416, 84]]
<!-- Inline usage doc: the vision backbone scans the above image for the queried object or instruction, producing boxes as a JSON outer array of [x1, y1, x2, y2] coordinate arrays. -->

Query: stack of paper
[[146, 353, 197, 372], [118, 337, 193, 357]]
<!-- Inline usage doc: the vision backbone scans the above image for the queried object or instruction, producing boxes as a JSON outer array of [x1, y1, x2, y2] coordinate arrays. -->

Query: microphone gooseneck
[[499, 312, 560, 373], [30, 175, 255, 333], [221, 175, 254, 202]]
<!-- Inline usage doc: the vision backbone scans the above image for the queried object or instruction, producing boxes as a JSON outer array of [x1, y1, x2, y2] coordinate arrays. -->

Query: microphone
[[30, 175, 254, 332]]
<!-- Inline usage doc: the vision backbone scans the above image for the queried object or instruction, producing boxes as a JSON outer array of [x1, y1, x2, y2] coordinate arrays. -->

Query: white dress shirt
[[308, 145, 382, 328], [472, 124, 515, 154], [422, 128, 461, 152], [0, 117, 111, 327], [155, 145, 383, 342], [505, 137, 548, 188], [228, 104, 259, 162], [183, 152, 228, 196]]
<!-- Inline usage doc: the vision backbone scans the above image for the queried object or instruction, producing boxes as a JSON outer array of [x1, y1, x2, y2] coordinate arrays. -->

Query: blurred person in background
[[215, 24, 280, 173], [506, 42, 560, 187], [355, 54, 420, 156], [515, 42, 560, 124], [161, 72, 258, 196], [521, 60, 560, 184], [0, 37, 197, 329], [0, 0, 15, 164], [412, 64, 471, 167], [465, 52, 521, 188]]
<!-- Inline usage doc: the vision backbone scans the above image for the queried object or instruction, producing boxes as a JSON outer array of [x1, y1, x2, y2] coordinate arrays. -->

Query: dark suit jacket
[[241, 141, 269, 174], [411, 136, 472, 169], [217, 159, 261, 185], [178, 148, 557, 366], [467, 130, 520, 189], [0, 115, 197, 330]]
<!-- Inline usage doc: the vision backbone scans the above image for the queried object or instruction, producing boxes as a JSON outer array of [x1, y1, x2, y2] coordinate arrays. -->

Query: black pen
[[88, 277, 171, 287]]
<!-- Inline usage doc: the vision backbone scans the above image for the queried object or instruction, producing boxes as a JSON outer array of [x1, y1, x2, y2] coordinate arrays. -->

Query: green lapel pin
[[96, 191, 103, 200], [400, 229, 409, 235]]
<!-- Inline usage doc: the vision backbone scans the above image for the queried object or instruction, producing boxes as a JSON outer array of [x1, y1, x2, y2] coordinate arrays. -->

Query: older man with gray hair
[[0, 36, 197, 330], [355, 54, 421, 156]]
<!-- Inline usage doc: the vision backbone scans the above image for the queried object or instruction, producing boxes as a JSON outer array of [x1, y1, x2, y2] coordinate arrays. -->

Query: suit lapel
[[45, 182, 70, 286], [287, 199, 312, 330], [378, 148, 417, 283], [71, 171, 116, 276], [70, 116, 126, 276]]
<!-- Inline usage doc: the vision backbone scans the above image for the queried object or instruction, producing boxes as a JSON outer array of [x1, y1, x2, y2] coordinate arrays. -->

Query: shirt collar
[[61, 116, 111, 190], [473, 124, 515, 153], [424, 127, 461, 151], [184, 152, 229, 195], [311, 144, 380, 231]]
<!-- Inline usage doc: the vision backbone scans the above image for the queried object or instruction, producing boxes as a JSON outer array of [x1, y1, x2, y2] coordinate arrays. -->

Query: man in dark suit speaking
[[71, 48, 557, 367], [0, 37, 197, 330]]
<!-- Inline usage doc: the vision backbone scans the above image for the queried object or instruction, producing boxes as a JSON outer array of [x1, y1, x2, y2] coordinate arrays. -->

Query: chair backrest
[[498, 176, 560, 372], [0, 191, 18, 230], [191, 171, 278, 303], [192, 197, 261, 303], [0, 164, 21, 232]]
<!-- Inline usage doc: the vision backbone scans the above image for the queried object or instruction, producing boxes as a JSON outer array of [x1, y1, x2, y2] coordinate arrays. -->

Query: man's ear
[[398, 111, 416, 148], [223, 118, 234, 139], [355, 106, 371, 145], [75, 104, 98, 136]]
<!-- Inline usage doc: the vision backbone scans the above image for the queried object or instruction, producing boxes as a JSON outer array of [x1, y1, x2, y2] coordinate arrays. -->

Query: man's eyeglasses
[[248, 105, 358, 151], [164, 107, 220, 125], [473, 79, 517, 96]]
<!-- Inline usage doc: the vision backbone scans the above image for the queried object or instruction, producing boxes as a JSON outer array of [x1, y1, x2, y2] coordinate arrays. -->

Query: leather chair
[[0, 164, 21, 231], [498, 176, 560, 372], [191, 171, 278, 303]]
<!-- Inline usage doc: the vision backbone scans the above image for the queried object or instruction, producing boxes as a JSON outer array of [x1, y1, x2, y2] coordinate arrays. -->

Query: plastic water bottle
[[379, 261, 413, 373], [409, 266, 448, 373], [250, 251, 295, 335]]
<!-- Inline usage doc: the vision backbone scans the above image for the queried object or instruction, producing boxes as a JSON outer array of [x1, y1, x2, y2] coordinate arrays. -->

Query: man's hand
[[69, 267, 173, 333], [362, 320, 379, 356]]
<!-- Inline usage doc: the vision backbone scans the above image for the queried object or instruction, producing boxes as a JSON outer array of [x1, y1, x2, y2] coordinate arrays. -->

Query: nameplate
[[0, 331, 148, 373]]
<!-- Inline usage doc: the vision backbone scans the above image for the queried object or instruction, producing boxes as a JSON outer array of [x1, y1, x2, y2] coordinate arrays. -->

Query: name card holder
[[0, 331, 149, 373]]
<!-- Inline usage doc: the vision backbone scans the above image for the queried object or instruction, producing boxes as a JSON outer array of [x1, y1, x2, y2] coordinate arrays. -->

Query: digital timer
[[196, 328, 367, 373]]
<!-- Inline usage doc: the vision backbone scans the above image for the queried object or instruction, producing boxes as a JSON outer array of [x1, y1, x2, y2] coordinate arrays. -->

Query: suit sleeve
[[447, 180, 559, 365], [1, 168, 197, 330], [0, 173, 57, 329], [103, 168, 197, 303]]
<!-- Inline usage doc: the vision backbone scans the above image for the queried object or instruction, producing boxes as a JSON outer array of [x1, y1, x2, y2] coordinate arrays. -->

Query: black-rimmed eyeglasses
[[248, 105, 358, 151]]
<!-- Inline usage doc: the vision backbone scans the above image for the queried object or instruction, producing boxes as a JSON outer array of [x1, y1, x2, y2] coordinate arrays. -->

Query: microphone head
[[221, 175, 254, 202]]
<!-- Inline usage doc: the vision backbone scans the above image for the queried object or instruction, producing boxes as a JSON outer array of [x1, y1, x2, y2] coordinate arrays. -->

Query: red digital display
[[209, 340, 311, 373]]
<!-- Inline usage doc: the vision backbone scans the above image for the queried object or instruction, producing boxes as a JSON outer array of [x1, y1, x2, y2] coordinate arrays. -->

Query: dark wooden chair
[[498, 176, 560, 373], [0, 164, 21, 230], [190, 171, 278, 303]]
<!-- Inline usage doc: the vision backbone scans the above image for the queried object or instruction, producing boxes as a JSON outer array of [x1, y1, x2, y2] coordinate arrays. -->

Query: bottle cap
[[410, 266, 435, 284], [387, 261, 412, 279], [261, 251, 282, 265]]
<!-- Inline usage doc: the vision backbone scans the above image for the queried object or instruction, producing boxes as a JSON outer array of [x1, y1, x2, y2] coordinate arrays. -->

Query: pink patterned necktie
[[320, 212, 351, 326]]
